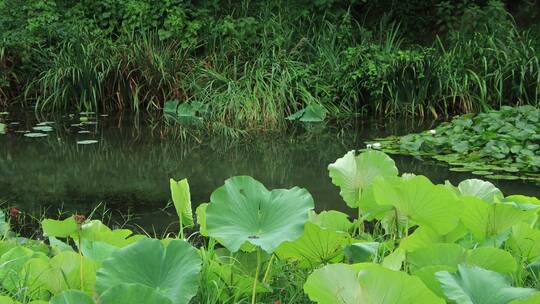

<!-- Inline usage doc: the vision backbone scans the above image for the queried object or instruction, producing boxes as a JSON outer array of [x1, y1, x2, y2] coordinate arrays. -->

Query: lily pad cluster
[[372, 106, 540, 182], [1, 151, 540, 303]]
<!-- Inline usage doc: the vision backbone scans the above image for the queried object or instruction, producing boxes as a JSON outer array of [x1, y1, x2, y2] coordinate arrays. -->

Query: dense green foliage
[[1, 150, 540, 303], [372, 106, 540, 182], [1, 0, 540, 131]]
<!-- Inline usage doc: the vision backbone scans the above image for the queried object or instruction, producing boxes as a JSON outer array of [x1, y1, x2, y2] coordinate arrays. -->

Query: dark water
[[1, 112, 539, 231]]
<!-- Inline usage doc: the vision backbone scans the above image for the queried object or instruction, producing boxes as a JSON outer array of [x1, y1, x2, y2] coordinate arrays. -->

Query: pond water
[[1, 111, 539, 232]]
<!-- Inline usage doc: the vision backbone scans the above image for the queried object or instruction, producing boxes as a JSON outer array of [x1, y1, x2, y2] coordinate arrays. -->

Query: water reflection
[[0, 112, 538, 231]]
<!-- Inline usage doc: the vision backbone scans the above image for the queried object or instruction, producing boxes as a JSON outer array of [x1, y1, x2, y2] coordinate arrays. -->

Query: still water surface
[[1, 112, 538, 231]]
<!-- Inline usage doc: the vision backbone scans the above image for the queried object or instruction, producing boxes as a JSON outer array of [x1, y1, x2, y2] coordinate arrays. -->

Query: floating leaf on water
[[100, 114, 109, 117], [80, 117, 89, 122], [449, 167, 472, 172], [32, 126, 53, 132], [82, 121, 98, 125], [0, 112, 8, 115], [77, 140, 98, 145], [78, 130, 91, 134], [36, 121, 55, 126], [472, 171, 493, 176], [9, 122, 20, 125], [79, 111, 95, 115], [487, 174, 520, 181], [71, 123, 82, 127], [24, 132, 48, 138]]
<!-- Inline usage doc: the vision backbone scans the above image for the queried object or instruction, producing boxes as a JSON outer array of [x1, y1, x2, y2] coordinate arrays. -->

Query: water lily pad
[[32, 126, 53, 132], [78, 130, 91, 134], [77, 140, 98, 145], [24, 132, 48, 138], [449, 167, 472, 172], [36, 121, 55, 126], [471, 170, 493, 176]]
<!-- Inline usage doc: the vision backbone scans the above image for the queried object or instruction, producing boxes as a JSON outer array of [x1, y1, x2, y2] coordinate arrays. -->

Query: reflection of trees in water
[[4, 114, 532, 219]]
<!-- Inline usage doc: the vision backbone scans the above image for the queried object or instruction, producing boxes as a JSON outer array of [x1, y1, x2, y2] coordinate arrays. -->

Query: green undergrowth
[[1, 150, 540, 303], [371, 106, 540, 182], [1, 1, 540, 133]]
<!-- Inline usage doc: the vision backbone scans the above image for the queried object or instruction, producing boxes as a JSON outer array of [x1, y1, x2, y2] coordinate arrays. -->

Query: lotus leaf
[[457, 179, 503, 203], [96, 238, 201, 304], [50, 290, 94, 304], [461, 196, 534, 241], [373, 175, 461, 235], [276, 222, 348, 267], [436, 264, 536, 304], [99, 283, 172, 304], [328, 150, 398, 208], [206, 176, 314, 253], [304, 263, 444, 304]]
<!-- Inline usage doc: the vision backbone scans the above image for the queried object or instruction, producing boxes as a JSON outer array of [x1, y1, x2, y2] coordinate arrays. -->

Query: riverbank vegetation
[[1, 0, 540, 131], [1, 151, 540, 303]]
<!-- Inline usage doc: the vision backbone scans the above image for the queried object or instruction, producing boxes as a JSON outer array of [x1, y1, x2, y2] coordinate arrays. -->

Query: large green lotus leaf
[[510, 293, 540, 304], [96, 238, 201, 304], [458, 179, 503, 203], [461, 196, 532, 241], [77, 220, 143, 248], [357, 183, 393, 220], [356, 264, 445, 303], [373, 175, 461, 235], [413, 265, 456, 298], [328, 150, 398, 208], [309, 210, 353, 233], [303, 263, 362, 304], [206, 258, 271, 299], [81, 239, 119, 264], [50, 290, 94, 304], [507, 223, 540, 262], [436, 264, 536, 304], [408, 243, 466, 271], [41, 217, 78, 238], [45, 251, 97, 295], [170, 178, 194, 227], [465, 247, 517, 273], [206, 176, 314, 253], [0, 246, 46, 292], [382, 248, 405, 271], [99, 283, 172, 304], [19, 257, 51, 298], [506, 195, 540, 207], [400, 225, 467, 252], [408, 243, 517, 273], [275, 222, 348, 267]]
